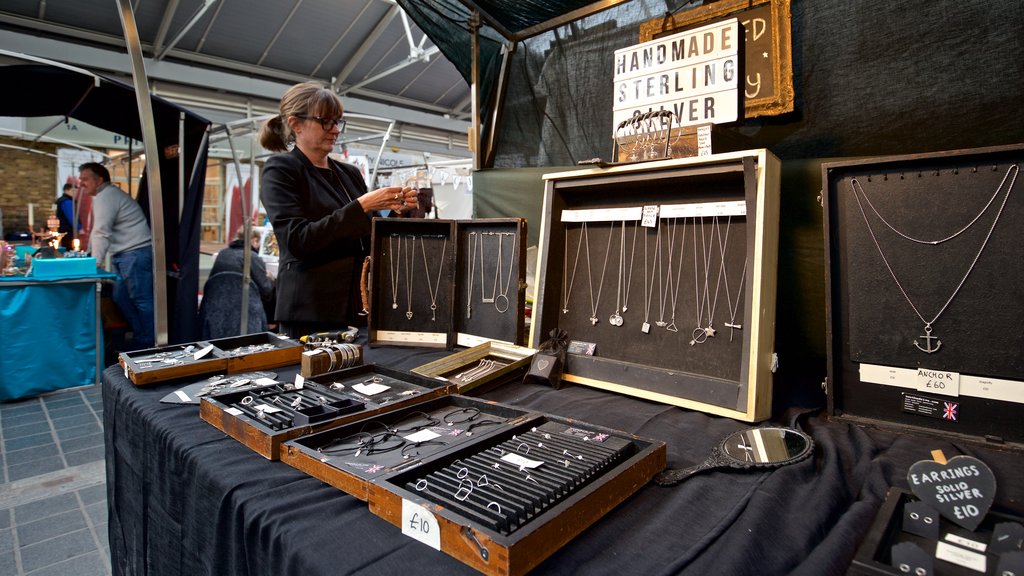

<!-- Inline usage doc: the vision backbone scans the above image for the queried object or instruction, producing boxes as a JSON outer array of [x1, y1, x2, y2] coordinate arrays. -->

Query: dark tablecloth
[[104, 345, 1024, 576]]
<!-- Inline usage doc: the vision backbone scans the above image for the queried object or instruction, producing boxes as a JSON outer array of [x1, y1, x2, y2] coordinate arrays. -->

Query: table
[[0, 271, 115, 400], [103, 344, 1024, 576]]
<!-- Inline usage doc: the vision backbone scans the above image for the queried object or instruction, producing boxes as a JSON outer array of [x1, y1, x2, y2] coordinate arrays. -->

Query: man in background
[[79, 162, 155, 350], [55, 182, 80, 250]]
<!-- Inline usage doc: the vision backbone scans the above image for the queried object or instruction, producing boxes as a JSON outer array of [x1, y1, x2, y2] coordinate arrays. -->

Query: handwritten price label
[[401, 499, 441, 550], [916, 368, 960, 397]]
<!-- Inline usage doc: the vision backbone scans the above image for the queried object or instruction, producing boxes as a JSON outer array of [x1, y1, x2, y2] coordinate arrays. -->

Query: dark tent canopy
[[0, 63, 211, 344]]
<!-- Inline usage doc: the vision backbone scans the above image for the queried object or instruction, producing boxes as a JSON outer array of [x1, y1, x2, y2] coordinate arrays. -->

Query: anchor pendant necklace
[[849, 164, 1018, 353], [561, 223, 585, 314], [421, 235, 448, 321], [388, 233, 401, 310], [404, 234, 417, 320], [585, 221, 613, 325]]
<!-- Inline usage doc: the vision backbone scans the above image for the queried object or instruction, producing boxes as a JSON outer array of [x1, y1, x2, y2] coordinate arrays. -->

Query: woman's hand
[[358, 186, 417, 214]]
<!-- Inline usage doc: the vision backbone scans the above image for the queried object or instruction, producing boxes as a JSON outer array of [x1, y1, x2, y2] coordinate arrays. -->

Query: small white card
[[944, 533, 986, 553], [935, 541, 987, 573], [353, 382, 390, 395], [404, 429, 441, 443], [174, 390, 190, 402], [253, 377, 278, 386], [294, 374, 305, 390], [401, 500, 441, 550], [225, 407, 244, 416], [253, 404, 283, 414], [916, 367, 961, 397], [500, 453, 544, 469], [194, 344, 215, 360]]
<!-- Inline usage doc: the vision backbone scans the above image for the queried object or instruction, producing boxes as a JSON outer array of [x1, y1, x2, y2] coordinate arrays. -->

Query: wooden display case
[[200, 364, 451, 460], [531, 150, 781, 422], [367, 218, 527, 349], [280, 395, 666, 576], [822, 144, 1024, 444], [411, 341, 537, 394]]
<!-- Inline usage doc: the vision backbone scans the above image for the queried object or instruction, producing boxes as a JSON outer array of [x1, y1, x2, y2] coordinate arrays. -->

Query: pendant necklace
[[641, 222, 661, 333], [388, 233, 401, 310], [690, 217, 709, 345], [702, 215, 728, 340], [466, 232, 477, 319], [561, 223, 584, 314], [420, 235, 448, 321], [714, 216, 745, 341], [850, 164, 1018, 353], [609, 221, 631, 326], [494, 232, 516, 313], [655, 218, 675, 328], [404, 234, 416, 320], [481, 232, 497, 305], [665, 218, 687, 333], [585, 221, 613, 325], [851, 164, 1017, 245]]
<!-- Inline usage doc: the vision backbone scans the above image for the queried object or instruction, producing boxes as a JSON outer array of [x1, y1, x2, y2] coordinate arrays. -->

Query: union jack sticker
[[942, 401, 958, 422]]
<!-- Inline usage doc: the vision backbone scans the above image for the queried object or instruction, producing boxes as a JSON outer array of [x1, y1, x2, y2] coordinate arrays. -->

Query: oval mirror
[[654, 426, 814, 486]]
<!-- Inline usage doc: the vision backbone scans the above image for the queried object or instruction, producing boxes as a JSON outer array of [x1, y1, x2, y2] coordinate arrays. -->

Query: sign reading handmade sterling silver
[[849, 164, 1018, 353]]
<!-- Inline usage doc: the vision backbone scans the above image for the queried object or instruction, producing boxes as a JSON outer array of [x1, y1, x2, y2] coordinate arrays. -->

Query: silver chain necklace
[[388, 233, 401, 310], [850, 164, 1017, 245], [714, 216, 745, 342], [850, 164, 1018, 353], [641, 222, 661, 334], [421, 235, 448, 321], [585, 222, 613, 325], [657, 218, 677, 328], [561, 223, 584, 314], [404, 234, 416, 320], [466, 232, 477, 319], [494, 232, 516, 313], [665, 218, 686, 332]]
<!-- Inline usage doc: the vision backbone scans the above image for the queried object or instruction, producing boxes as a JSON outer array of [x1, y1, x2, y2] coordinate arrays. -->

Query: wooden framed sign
[[639, 0, 794, 118]]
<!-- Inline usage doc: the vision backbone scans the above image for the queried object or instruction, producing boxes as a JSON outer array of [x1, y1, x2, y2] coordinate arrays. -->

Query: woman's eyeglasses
[[296, 115, 345, 131]]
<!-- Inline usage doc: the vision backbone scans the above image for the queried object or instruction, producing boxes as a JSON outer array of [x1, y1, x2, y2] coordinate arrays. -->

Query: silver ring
[[487, 502, 501, 515], [415, 479, 428, 491]]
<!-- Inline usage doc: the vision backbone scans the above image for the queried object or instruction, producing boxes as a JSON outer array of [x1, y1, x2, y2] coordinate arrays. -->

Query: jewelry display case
[[199, 364, 451, 460], [119, 332, 304, 386], [367, 217, 527, 350], [410, 341, 537, 394], [849, 488, 1024, 576], [280, 394, 665, 576], [299, 342, 364, 377], [822, 144, 1024, 444], [531, 150, 781, 422]]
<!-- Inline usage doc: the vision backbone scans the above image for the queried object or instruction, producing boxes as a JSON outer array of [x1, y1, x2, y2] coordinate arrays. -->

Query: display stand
[[531, 150, 781, 422], [822, 144, 1024, 444]]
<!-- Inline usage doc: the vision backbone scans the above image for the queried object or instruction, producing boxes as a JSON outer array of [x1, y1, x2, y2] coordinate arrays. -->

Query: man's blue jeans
[[112, 245, 155, 350]]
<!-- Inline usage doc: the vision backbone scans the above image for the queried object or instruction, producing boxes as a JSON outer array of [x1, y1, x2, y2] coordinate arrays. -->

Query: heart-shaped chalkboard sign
[[907, 454, 995, 531]]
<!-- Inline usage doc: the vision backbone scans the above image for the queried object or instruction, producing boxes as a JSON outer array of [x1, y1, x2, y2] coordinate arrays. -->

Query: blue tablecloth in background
[[0, 270, 116, 400]]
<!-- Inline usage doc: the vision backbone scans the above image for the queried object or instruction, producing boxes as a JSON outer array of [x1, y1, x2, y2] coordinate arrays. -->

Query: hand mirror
[[654, 426, 814, 486]]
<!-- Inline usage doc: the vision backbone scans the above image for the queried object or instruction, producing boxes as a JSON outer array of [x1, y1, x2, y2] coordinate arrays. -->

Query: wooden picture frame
[[639, 0, 794, 118]]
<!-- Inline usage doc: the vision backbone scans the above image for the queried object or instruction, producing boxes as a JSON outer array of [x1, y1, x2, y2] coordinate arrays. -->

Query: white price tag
[[401, 500, 441, 550], [353, 382, 390, 395], [253, 377, 278, 386], [225, 407, 244, 416], [294, 374, 305, 390], [193, 344, 214, 360], [174, 390, 191, 402], [935, 541, 986, 573], [501, 453, 545, 469], [915, 368, 960, 397], [253, 403, 283, 414], [404, 429, 441, 443], [697, 125, 713, 156], [641, 205, 660, 228], [944, 533, 986, 553]]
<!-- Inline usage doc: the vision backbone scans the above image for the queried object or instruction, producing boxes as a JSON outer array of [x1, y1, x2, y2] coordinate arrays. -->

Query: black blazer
[[260, 147, 372, 324]]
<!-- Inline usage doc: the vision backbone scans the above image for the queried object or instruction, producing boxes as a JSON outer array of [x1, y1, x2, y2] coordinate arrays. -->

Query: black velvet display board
[[453, 219, 527, 345], [103, 337, 1024, 576], [824, 144, 1024, 443]]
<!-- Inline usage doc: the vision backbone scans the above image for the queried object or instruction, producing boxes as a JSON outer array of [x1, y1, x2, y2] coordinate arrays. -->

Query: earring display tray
[[849, 488, 1024, 576], [410, 341, 537, 394], [530, 150, 781, 422], [367, 218, 527, 350], [823, 144, 1024, 444], [280, 395, 533, 501], [281, 393, 665, 576], [199, 364, 451, 460], [119, 332, 304, 386], [365, 405, 666, 576]]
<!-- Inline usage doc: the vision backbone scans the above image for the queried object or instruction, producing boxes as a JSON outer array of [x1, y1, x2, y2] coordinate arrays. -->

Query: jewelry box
[[279, 394, 665, 576], [822, 144, 1024, 444], [530, 150, 782, 422], [199, 364, 452, 460], [367, 217, 528, 350], [410, 340, 537, 394], [119, 332, 303, 386], [849, 488, 1024, 576]]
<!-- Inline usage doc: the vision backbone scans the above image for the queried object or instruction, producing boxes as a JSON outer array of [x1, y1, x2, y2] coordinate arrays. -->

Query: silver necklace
[[715, 216, 745, 342], [664, 218, 685, 332], [641, 223, 661, 333], [466, 232, 477, 319], [850, 164, 1017, 245], [704, 215, 730, 339], [690, 217, 712, 345], [656, 218, 674, 328], [850, 164, 1018, 353], [494, 232, 516, 313], [404, 234, 416, 320], [622, 220, 638, 313], [562, 224, 584, 314], [420, 235, 448, 321], [609, 221, 629, 326], [585, 222, 613, 325], [481, 232, 497, 305], [388, 233, 401, 310]]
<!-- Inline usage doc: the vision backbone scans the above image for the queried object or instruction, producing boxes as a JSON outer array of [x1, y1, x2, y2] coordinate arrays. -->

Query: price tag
[[225, 407, 244, 416], [501, 453, 544, 469], [353, 382, 390, 395], [697, 125, 712, 156], [916, 368, 960, 397], [194, 344, 214, 360], [294, 374, 305, 390], [401, 499, 441, 550], [641, 205, 659, 228]]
